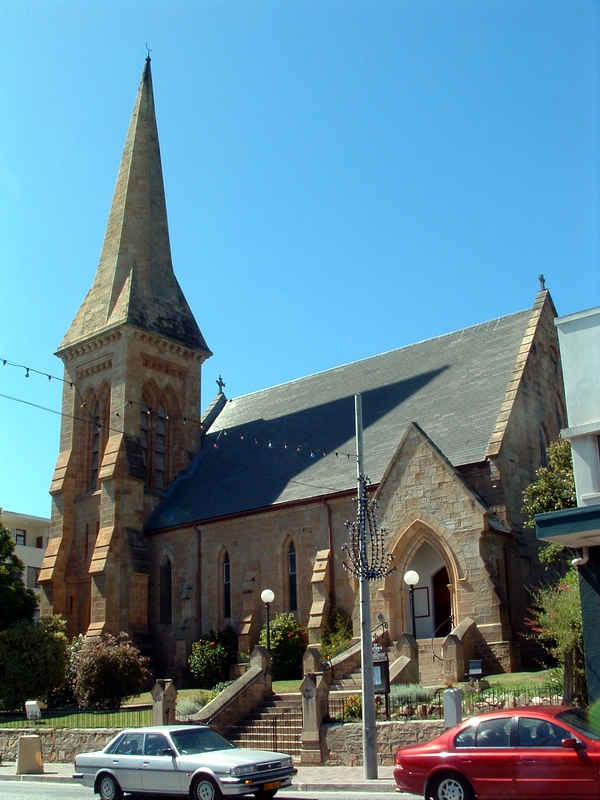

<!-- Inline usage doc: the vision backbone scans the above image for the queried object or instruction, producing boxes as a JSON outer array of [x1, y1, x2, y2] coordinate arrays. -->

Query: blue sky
[[1, 1, 598, 518]]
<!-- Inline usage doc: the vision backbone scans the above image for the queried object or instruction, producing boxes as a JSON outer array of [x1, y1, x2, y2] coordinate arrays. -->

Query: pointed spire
[[59, 58, 210, 354]]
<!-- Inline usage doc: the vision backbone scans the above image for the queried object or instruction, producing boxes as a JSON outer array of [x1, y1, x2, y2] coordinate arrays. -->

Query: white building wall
[[556, 306, 600, 507]]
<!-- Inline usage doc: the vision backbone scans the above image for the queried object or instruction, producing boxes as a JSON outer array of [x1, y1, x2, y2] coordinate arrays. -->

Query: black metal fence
[[0, 705, 152, 729], [328, 684, 564, 722]]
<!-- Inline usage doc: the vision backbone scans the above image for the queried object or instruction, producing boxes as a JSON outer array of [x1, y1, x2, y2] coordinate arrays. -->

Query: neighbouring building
[[40, 58, 567, 683], [536, 305, 600, 700], [1, 508, 50, 614]]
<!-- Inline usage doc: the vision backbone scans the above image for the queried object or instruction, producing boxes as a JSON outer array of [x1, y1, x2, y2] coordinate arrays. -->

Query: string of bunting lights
[[1, 356, 358, 463]]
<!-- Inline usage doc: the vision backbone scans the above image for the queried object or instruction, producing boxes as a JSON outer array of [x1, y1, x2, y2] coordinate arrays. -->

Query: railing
[[228, 711, 301, 754], [0, 705, 153, 729], [327, 683, 564, 722]]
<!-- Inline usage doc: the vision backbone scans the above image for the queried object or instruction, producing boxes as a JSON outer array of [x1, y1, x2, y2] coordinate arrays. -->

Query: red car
[[393, 706, 600, 800]]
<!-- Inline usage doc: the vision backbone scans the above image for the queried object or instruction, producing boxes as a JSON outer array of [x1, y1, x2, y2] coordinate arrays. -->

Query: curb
[[0, 774, 399, 791], [0, 773, 74, 783]]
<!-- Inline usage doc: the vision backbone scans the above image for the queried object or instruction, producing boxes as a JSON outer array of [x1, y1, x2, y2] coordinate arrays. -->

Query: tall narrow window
[[88, 386, 110, 490], [154, 407, 167, 489], [140, 390, 171, 491], [288, 542, 297, 613], [160, 558, 172, 625], [223, 552, 231, 619]]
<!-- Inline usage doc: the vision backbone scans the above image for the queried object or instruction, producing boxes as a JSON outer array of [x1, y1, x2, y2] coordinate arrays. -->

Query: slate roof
[[145, 306, 532, 532]]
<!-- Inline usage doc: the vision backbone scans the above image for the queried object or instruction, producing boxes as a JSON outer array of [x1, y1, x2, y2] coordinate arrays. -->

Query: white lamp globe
[[261, 588, 275, 604], [403, 570, 420, 587]]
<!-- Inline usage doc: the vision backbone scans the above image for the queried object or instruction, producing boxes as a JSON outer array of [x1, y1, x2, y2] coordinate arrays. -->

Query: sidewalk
[[0, 761, 397, 792]]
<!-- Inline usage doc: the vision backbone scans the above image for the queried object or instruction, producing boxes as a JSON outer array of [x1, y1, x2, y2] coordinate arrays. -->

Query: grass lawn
[[456, 668, 559, 691]]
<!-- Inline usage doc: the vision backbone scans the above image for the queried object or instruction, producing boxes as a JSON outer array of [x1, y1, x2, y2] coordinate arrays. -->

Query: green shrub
[[321, 609, 353, 660], [70, 632, 151, 709], [176, 697, 203, 718], [259, 612, 306, 680], [344, 694, 362, 719], [188, 639, 230, 688], [0, 616, 68, 710], [390, 683, 437, 703]]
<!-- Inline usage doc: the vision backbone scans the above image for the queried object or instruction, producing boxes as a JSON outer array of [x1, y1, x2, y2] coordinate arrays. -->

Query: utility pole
[[342, 394, 395, 780], [356, 394, 377, 779]]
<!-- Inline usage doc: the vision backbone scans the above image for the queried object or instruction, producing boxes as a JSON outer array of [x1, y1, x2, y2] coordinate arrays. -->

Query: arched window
[[160, 557, 172, 625], [140, 385, 172, 490], [223, 552, 231, 619], [288, 542, 297, 613], [88, 385, 110, 490]]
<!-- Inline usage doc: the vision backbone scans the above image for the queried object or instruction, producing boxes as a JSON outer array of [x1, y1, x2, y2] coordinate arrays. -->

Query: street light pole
[[261, 589, 274, 651], [403, 570, 420, 639], [355, 394, 377, 780], [341, 394, 395, 781]]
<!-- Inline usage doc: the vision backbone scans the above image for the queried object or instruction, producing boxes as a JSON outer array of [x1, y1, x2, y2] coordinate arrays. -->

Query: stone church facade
[[40, 59, 566, 682]]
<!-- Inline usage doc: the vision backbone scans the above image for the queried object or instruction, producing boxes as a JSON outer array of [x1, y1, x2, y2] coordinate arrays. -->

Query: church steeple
[[59, 57, 210, 354]]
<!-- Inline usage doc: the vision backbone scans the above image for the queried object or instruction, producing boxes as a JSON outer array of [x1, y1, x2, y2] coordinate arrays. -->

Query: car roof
[[116, 725, 211, 734], [459, 706, 575, 725]]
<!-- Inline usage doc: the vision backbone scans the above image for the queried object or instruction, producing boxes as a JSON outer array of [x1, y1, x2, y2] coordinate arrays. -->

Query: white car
[[73, 724, 297, 800]]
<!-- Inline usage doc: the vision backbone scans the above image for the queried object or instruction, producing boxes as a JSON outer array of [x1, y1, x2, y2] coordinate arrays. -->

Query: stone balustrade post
[[152, 678, 177, 725]]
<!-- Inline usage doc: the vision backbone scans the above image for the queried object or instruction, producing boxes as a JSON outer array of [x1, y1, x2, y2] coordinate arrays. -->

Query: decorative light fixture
[[261, 588, 275, 651], [403, 570, 420, 638], [342, 475, 395, 581]]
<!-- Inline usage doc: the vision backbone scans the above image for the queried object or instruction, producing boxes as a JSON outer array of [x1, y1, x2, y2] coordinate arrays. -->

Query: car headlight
[[231, 765, 258, 777]]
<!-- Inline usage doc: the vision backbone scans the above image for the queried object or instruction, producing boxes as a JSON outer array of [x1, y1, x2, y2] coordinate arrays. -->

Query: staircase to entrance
[[226, 693, 303, 757]]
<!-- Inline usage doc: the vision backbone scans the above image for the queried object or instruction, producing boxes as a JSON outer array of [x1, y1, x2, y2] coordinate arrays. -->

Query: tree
[[522, 438, 577, 564], [70, 632, 151, 708], [0, 524, 37, 629], [526, 568, 586, 705], [0, 616, 68, 710], [522, 438, 582, 701]]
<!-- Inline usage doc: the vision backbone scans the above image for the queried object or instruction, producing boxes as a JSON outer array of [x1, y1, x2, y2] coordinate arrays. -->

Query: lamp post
[[341, 394, 395, 780], [403, 570, 420, 638], [261, 588, 275, 651]]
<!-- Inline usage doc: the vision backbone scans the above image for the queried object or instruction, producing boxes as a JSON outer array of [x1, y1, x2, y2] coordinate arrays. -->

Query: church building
[[40, 59, 566, 683]]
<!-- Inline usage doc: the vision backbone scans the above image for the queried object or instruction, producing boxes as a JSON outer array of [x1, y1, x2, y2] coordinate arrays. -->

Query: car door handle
[[521, 759, 537, 765]]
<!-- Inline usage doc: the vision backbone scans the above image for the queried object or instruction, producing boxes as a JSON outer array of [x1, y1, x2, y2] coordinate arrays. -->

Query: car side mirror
[[561, 737, 582, 750], [161, 748, 176, 757]]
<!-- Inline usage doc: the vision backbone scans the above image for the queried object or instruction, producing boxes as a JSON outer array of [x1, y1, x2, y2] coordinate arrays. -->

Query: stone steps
[[227, 693, 303, 756]]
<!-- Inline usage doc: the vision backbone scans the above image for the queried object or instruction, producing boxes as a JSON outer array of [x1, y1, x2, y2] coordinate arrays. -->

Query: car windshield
[[556, 709, 600, 741], [170, 728, 236, 755]]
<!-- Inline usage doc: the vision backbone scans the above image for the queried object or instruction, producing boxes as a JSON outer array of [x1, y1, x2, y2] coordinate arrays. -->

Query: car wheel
[[191, 775, 223, 800], [254, 791, 278, 799], [97, 773, 122, 800], [428, 772, 474, 800]]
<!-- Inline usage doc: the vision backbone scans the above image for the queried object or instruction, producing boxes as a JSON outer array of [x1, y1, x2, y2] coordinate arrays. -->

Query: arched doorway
[[386, 538, 456, 639], [432, 566, 452, 636]]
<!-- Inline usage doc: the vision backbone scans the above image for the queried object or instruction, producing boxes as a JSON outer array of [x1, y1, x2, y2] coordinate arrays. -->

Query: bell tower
[[39, 58, 211, 639]]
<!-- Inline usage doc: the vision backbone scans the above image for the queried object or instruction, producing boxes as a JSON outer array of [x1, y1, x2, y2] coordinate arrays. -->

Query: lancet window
[[140, 383, 177, 490], [288, 541, 297, 613]]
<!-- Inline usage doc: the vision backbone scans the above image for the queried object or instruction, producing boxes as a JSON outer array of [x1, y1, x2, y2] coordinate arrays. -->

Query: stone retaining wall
[[0, 719, 446, 766], [322, 720, 445, 765], [0, 728, 118, 763]]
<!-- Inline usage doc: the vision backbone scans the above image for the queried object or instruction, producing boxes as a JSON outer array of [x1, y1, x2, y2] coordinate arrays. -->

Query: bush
[[390, 683, 437, 703], [188, 639, 230, 688], [344, 694, 362, 719], [258, 612, 306, 680], [0, 616, 68, 710], [70, 632, 151, 708], [321, 609, 353, 660], [176, 697, 203, 718]]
